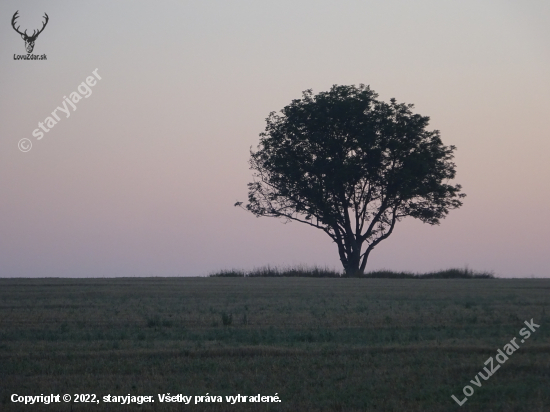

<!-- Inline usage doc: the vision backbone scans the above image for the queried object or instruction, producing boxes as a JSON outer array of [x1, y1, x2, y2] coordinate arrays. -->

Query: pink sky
[[1, 1, 549, 277]]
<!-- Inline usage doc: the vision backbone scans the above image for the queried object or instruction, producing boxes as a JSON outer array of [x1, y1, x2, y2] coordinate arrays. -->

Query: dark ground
[[0, 277, 548, 411]]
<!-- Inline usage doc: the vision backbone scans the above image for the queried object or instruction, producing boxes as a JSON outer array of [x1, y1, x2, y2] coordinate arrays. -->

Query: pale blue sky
[[1, 0, 549, 277]]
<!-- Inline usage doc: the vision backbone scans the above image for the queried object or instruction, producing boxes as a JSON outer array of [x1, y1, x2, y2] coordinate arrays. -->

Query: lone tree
[[241, 85, 465, 277]]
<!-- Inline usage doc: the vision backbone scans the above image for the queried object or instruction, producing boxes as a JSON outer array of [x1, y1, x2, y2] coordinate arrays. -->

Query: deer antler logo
[[11, 11, 49, 54]]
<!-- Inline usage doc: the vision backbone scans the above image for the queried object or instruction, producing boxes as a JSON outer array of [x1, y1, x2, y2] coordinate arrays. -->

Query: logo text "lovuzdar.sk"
[[451, 319, 541, 406], [32, 69, 102, 140]]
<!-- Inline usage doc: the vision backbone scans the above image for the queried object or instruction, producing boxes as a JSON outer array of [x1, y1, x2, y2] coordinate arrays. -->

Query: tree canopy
[[242, 84, 465, 276]]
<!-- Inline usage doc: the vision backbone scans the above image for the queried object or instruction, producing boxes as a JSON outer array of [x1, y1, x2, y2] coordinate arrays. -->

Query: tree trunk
[[342, 245, 363, 277], [344, 265, 362, 277]]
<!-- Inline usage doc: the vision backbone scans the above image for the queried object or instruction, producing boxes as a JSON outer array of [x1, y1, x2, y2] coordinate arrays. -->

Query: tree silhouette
[[241, 85, 465, 276]]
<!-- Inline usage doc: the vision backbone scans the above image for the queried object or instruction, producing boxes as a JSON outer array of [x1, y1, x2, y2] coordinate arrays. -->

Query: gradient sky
[[1, 0, 549, 278]]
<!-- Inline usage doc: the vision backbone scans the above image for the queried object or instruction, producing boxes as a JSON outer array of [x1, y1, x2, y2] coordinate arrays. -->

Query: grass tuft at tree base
[[209, 266, 495, 278]]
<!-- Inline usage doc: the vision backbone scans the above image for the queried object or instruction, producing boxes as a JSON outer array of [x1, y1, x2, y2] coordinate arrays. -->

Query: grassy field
[[0, 277, 548, 411]]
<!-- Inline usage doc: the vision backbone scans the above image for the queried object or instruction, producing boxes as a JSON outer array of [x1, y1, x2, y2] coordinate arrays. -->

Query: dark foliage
[[242, 85, 465, 276]]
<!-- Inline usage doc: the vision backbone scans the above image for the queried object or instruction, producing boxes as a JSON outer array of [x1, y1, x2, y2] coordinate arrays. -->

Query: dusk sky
[[1, 1, 549, 278]]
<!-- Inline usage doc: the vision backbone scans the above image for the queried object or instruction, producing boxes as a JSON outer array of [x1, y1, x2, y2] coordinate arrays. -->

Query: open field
[[0, 277, 549, 411]]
